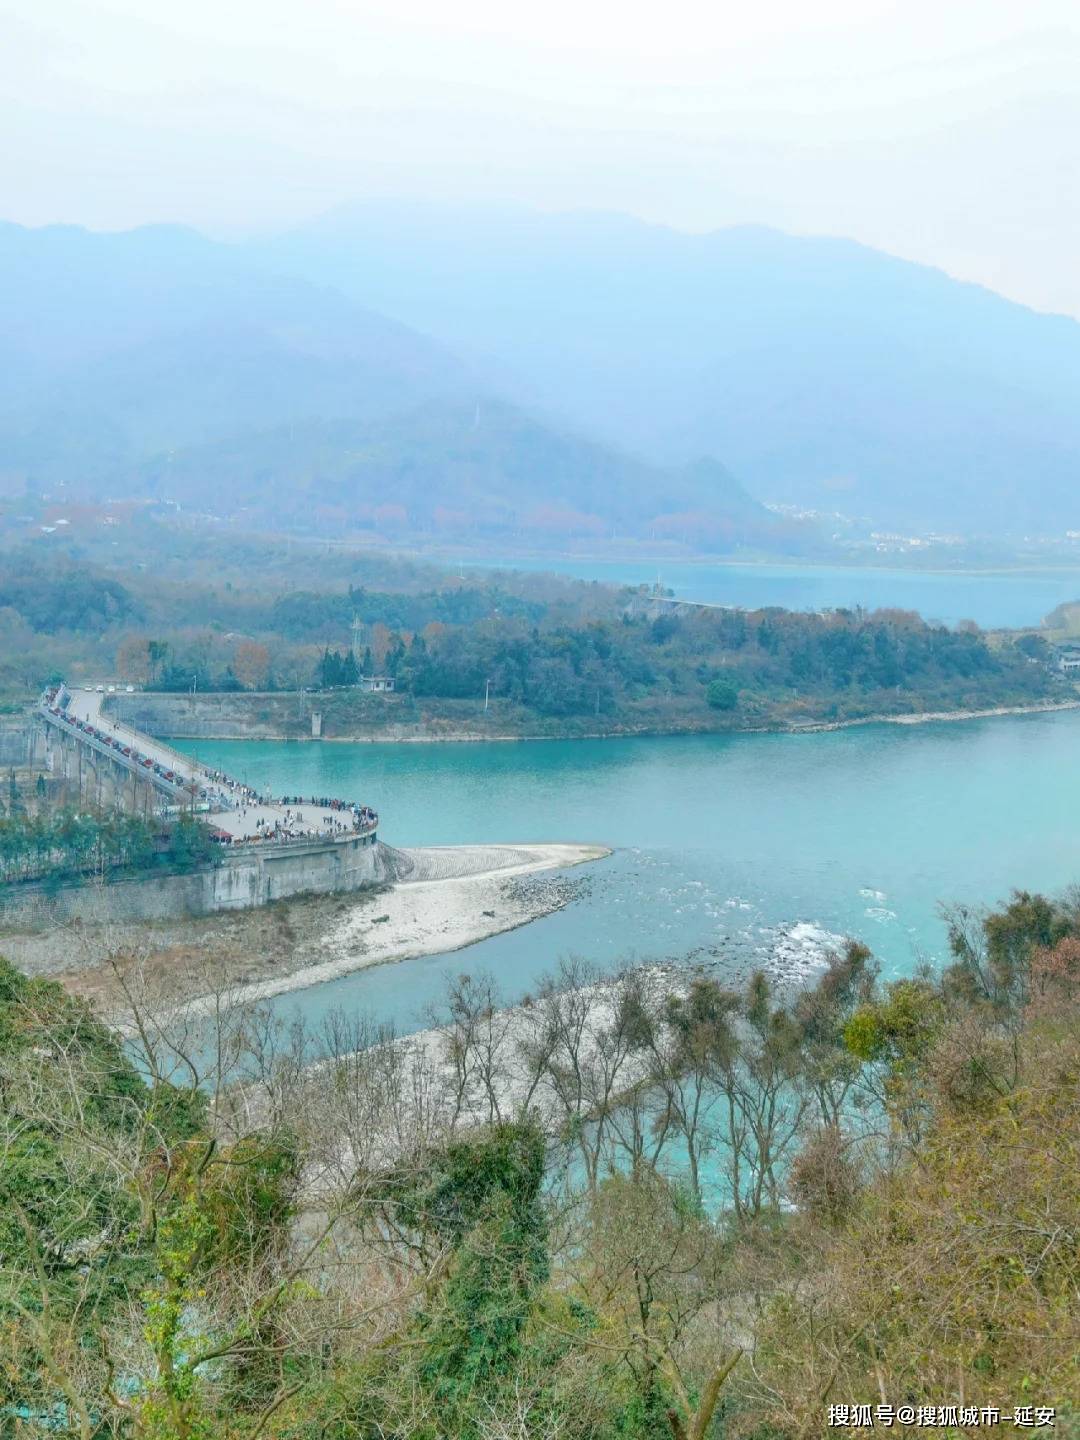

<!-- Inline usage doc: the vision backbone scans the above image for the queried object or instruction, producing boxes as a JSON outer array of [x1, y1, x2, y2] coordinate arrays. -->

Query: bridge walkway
[[39, 684, 377, 846]]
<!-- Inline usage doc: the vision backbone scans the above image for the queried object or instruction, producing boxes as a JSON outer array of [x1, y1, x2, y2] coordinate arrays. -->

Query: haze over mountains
[[0, 222, 467, 477], [0, 220, 795, 551], [3, 205, 1080, 547], [131, 405, 787, 549], [256, 203, 1080, 538]]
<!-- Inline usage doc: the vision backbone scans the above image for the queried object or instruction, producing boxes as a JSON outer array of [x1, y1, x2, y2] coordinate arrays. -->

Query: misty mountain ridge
[[252, 201, 1080, 537], [4, 210, 1080, 544], [0, 221, 470, 471], [0, 221, 788, 550]]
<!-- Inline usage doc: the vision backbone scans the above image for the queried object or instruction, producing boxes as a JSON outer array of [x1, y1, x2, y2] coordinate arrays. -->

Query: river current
[[174, 708, 1080, 1038]]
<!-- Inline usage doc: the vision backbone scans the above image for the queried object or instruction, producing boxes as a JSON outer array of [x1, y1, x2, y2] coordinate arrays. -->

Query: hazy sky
[[4, 0, 1080, 316]]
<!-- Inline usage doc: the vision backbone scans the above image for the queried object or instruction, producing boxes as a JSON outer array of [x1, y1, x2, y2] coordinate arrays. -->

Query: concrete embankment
[[0, 832, 392, 930], [109, 690, 634, 743], [0, 715, 31, 764], [107, 689, 1080, 746], [174, 842, 611, 1014], [3, 843, 610, 1017], [108, 690, 484, 742], [112, 691, 313, 741]]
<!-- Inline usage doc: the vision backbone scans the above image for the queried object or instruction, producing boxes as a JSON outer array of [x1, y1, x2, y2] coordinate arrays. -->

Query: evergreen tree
[[318, 648, 345, 688]]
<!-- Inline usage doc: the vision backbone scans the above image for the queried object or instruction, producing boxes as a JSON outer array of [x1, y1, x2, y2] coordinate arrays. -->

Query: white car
[[125, 685, 135, 693], [95, 685, 104, 692]]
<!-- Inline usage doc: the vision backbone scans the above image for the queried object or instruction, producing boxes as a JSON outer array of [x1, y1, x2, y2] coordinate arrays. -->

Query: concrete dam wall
[[118, 691, 316, 741], [0, 718, 31, 765], [0, 833, 400, 931]]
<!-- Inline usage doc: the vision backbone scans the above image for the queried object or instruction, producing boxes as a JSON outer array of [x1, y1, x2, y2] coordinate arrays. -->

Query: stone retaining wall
[[0, 720, 30, 765], [114, 692, 314, 741], [0, 833, 392, 931]]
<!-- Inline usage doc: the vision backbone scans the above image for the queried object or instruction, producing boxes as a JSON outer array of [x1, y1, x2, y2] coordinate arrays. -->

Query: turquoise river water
[[174, 708, 1080, 1038]]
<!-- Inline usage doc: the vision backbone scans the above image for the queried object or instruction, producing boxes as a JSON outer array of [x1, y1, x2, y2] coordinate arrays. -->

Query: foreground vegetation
[[0, 538, 1066, 734], [0, 808, 215, 887], [3, 884, 1079, 1436]]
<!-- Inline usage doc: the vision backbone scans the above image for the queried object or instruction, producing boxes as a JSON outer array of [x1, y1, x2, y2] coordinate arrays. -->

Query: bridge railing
[[97, 699, 206, 779], [40, 688, 379, 847], [39, 701, 183, 799]]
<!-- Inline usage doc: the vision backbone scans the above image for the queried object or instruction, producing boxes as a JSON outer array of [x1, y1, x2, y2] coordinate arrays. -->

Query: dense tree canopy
[[0, 808, 215, 885], [0, 542, 1066, 735], [3, 882, 1079, 1435]]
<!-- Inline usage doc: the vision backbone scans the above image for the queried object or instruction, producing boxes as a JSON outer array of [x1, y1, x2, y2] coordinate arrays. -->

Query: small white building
[[1055, 647, 1080, 674], [359, 675, 395, 693]]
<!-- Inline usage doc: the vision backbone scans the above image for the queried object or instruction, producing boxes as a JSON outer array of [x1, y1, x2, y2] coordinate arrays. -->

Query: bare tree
[[566, 1168, 742, 1440], [521, 960, 654, 1193], [428, 970, 515, 1128]]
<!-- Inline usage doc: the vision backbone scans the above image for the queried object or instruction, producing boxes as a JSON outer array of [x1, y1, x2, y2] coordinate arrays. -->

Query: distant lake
[[468, 557, 1080, 630], [174, 708, 1080, 1038]]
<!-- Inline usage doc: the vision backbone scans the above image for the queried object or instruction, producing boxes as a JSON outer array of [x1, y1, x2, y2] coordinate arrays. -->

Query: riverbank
[[16, 841, 609, 1012], [246, 694, 1080, 741], [789, 697, 1080, 734], [182, 842, 611, 1013], [429, 543, 1080, 577], [97, 686, 1080, 748], [210, 695, 1080, 742]]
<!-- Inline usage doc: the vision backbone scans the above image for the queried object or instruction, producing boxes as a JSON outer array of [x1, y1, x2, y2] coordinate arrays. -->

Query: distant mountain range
[[127, 403, 797, 548], [0, 221, 800, 551], [0, 221, 467, 476], [3, 208, 1080, 545], [252, 202, 1080, 538]]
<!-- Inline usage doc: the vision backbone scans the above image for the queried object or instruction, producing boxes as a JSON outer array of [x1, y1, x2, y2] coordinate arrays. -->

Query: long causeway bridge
[[37, 683, 377, 849]]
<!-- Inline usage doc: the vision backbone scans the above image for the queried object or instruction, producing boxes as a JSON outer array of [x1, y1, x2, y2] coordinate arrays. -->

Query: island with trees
[[0, 532, 1072, 742]]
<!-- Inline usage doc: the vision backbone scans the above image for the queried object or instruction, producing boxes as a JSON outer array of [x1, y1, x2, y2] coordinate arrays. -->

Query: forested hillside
[[3, 887, 1078, 1434], [0, 544, 1062, 733], [127, 403, 790, 547]]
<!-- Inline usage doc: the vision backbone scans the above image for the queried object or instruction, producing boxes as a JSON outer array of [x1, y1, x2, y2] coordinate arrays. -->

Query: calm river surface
[[174, 708, 1080, 1038], [473, 557, 1080, 630]]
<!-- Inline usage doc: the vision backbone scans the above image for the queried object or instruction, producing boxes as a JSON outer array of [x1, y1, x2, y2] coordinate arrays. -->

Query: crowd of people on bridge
[[201, 769, 261, 812], [285, 794, 358, 812], [210, 802, 376, 846], [198, 768, 377, 846], [245, 806, 369, 844], [40, 686, 377, 847]]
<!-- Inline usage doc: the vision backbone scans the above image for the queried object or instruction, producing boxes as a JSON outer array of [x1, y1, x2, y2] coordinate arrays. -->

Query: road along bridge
[[36, 682, 378, 852]]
